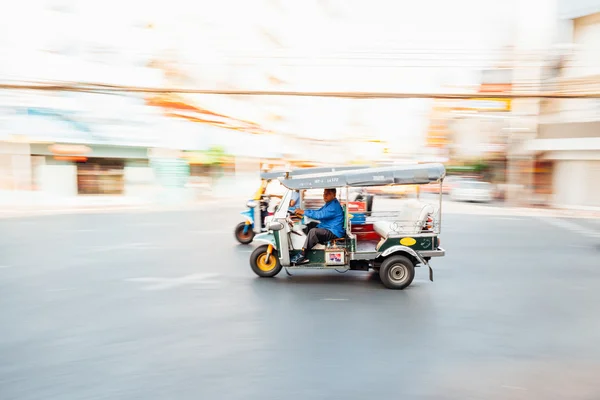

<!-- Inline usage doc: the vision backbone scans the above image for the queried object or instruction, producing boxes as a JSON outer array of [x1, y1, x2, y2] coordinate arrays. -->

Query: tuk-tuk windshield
[[274, 189, 293, 218]]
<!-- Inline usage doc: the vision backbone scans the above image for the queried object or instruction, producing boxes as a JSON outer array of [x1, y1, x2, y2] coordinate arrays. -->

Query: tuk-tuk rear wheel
[[379, 255, 415, 290], [235, 222, 255, 244], [250, 245, 282, 278]]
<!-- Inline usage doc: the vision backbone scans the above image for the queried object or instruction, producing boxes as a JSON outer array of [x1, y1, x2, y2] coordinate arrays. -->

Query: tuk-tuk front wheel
[[379, 255, 415, 290], [235, 222, 255, 244], [250, 245, 282, 278]]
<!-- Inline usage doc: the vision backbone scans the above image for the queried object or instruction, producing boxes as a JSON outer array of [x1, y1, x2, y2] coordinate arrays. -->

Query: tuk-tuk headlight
[[246, 200, 258, 208]]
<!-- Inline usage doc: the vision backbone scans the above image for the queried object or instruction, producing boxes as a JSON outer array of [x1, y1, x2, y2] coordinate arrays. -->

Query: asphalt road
[[1, 201, 599, 400]]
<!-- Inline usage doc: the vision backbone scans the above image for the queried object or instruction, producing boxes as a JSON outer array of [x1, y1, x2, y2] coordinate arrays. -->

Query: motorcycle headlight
[[246, 200, 258, 208]]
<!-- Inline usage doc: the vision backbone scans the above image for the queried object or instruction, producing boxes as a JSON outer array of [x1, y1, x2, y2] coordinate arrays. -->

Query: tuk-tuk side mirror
[[268, 221, 284, 231]]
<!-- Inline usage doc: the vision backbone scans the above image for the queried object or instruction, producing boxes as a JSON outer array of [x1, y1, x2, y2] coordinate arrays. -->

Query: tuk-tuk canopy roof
[[260, 165, 371, 180], [279, 163, 446, 190]]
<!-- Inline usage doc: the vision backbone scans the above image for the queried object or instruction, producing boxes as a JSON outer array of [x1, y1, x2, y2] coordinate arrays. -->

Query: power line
[[1, 82, 599, 98], [174, 63, 597, 69], [0, 77, 557, 88]]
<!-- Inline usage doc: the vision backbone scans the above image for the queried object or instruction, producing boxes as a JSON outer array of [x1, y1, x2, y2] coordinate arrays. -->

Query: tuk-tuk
[[248, 163, 446, 290], [234, 165, 373, 244]]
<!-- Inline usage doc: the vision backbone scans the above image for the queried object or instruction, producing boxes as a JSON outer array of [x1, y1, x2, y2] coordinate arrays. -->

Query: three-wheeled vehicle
[[234, 165, 373, 244], [248, 163, 446, 290], [234, 171, 280, 244]]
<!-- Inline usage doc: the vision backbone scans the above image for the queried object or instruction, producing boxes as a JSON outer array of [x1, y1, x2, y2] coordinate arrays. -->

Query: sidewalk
[[0, 195, 246, 218], [441, 201, 600, 219], [369, 197, 600, 219]]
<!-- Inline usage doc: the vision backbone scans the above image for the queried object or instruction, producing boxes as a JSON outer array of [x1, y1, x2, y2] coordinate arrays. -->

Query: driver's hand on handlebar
[[294, 208, 304, 216]]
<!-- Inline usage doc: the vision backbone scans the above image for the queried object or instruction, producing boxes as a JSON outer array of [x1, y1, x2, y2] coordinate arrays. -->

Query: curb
[[438, 200, 600, 219], [2, 198, 598, 220]]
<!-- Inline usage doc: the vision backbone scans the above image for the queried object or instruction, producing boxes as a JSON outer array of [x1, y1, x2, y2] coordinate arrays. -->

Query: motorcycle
[[234, 195, 271, 244]]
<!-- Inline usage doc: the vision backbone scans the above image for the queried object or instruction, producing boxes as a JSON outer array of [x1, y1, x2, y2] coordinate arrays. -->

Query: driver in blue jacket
[[291, 188, 344, 265]]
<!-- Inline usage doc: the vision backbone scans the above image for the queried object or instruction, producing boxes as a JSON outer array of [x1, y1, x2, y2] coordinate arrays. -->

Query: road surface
[[1, 200, 599, 399]]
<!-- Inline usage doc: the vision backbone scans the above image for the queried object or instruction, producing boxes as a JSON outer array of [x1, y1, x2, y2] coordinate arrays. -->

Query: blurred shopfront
[[30, 143, 155, 199]]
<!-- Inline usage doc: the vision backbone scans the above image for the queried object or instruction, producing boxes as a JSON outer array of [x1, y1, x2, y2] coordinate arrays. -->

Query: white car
[[450, 180, 494, 203]]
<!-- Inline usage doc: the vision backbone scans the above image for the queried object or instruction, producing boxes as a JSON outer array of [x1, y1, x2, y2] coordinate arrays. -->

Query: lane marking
[[568, 244, 591, 249], [536, 217, 600, 239], [126, 273, 221, 291], [88, 243, 153, 253], [501, 385, 528, 391], [190, 230, 231, 235], [322, 298, 349, 301], [47, 288, 76, 292], [130, 223, 176, 227]]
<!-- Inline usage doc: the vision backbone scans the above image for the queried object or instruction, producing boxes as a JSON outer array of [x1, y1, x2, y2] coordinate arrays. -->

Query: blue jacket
[[304, 198, 345, 238]]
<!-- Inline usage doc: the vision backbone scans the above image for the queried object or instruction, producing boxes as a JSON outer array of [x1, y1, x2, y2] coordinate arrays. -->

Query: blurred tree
[[203, 146, 227, 166]]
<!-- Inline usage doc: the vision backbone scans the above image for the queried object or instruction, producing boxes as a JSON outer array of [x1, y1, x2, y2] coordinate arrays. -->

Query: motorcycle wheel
[[235, 222, 255, 244]]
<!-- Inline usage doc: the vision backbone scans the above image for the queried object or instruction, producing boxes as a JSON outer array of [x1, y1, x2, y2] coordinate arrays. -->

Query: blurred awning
[[146, 93, 272, 135]]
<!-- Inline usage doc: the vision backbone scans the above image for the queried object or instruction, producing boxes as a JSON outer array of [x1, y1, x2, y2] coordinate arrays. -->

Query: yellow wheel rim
[[257, 253, 277, 272]]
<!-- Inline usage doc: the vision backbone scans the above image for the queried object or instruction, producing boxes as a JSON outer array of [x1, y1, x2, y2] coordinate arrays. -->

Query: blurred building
[[448, 72, 512, 160], [530, 1, 600, 209], [0, 0, 549, 205], [424, 69, 512, 185], [505, 0, 561, 207], [0, 1, 283, 203]]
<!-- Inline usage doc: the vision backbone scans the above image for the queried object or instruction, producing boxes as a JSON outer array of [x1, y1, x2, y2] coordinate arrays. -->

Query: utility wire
[[0, 82, 599, 98]]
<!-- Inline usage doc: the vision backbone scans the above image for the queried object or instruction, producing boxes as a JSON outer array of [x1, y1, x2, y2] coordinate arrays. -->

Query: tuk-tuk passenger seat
[[373, 201, 435, 238]]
